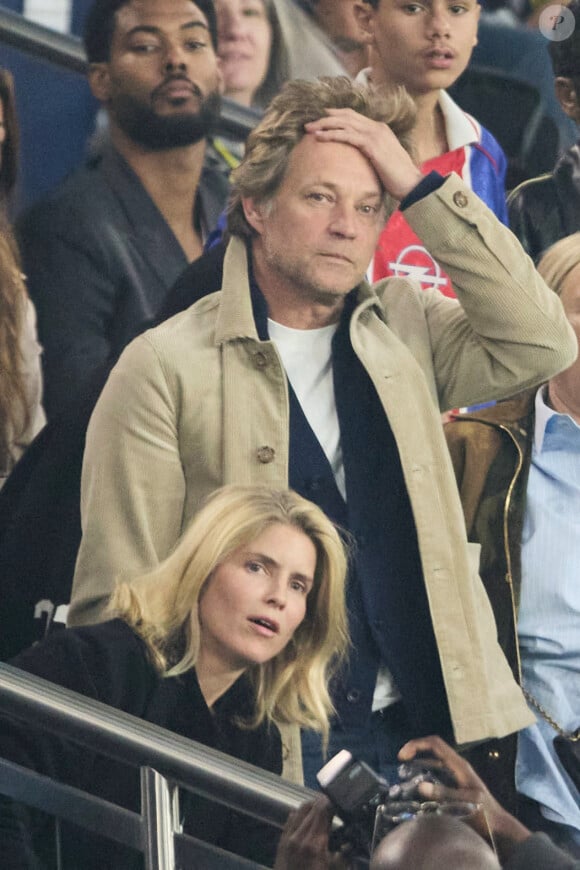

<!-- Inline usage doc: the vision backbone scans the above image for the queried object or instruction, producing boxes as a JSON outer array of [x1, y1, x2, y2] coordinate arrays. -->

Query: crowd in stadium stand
[[2, 0, 580, 866]]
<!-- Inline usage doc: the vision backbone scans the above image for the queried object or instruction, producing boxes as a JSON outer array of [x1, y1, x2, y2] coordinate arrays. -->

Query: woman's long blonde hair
[[109, 485, 349, 742], [1, 69, 29, 476]]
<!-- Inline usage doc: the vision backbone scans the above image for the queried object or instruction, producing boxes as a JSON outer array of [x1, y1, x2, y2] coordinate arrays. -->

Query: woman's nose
[[265, 579, 287, 608], [218, 8, 246, 39]]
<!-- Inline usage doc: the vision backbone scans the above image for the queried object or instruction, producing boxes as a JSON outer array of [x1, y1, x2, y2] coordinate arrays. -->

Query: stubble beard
[[262, 245, 355, 313]]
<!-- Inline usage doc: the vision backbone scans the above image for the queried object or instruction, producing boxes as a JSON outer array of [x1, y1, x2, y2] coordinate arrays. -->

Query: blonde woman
[[0, 69, 45, 488], [0, 484, 349, 869]]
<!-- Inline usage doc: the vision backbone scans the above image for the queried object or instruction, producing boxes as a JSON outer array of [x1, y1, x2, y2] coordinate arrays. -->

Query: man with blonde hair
[[71, 75, 575, 787]]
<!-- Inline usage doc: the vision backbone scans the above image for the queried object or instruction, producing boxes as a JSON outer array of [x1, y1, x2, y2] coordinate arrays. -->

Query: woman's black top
[[0, 619, 282, 869]]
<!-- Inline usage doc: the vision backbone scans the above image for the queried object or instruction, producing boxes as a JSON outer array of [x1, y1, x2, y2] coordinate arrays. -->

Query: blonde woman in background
[[212, 0, 346, 168], [0, 68, 44, 488]]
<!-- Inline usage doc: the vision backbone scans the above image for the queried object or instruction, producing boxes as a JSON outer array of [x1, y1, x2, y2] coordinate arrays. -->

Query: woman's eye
[[290, 580, 307, 594], [246, 561, 263, 573]]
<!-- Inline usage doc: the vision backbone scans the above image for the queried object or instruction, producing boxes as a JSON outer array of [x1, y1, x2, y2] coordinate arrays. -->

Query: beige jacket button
[[253, 351, 268, 369], [453, 191, 468, 208], [256, 446, 275, 464]]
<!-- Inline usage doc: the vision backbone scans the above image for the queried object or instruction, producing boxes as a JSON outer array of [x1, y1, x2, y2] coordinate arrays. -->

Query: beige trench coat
[[71, 174, 576, 772]]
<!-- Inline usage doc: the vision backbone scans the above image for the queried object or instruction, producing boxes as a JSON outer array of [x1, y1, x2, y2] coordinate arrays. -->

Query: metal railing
[[0, 5, 86, 71], [0, 663, 318, 869], [0, 5, 261, 139]]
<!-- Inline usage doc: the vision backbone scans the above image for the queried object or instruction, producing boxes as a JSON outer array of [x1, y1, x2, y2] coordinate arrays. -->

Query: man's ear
[[472, 2, 480, 47], [555, 76, 580, 122], [354, 1, 375, 44], [215, 57, 225, 95], [242, 197, 267, 235], [88, 63, 112, 103]]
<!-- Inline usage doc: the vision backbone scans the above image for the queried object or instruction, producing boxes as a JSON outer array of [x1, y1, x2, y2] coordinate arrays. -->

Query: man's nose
[[329, 204, 357, 238], [218, 9, 246, 39], [428, 6, 451, 37], [163, 43, 189, 72]]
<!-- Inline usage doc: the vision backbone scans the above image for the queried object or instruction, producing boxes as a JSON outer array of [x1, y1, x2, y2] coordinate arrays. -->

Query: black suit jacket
[[16, 144, 229, 418], [508, 143, 580, 263]]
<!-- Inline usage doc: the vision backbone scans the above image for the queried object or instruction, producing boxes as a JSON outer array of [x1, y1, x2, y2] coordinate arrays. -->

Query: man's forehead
[[282, 134, 384, 194], [113, 0, 209, 37]]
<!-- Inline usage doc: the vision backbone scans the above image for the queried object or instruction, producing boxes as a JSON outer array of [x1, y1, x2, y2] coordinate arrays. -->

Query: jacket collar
[[98, 144, 189, 288], [438, 89, 481, 150], [215, 237, 260, 343], [214, 236, 384, 344], [99, 144, 184, 238]]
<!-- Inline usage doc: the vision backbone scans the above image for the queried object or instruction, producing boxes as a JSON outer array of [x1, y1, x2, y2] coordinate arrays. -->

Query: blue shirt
[[516, 386, 580, 834]]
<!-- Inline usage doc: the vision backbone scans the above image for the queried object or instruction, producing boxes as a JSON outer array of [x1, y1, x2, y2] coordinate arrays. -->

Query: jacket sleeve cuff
[[400, 172, 445, 210]]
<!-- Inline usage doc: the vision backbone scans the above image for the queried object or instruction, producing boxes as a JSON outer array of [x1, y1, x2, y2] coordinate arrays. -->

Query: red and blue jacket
[[372, 90, 508, 298]]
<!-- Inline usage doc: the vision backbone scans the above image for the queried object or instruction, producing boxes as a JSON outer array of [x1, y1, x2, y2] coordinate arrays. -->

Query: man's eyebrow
[[180, 20, 210, 34], [307, 181, 383, 199], [125, 20, 209, 39]]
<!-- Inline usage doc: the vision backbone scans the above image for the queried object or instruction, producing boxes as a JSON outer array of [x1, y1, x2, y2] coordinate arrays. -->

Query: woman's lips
[[248, 616, 280, 636]]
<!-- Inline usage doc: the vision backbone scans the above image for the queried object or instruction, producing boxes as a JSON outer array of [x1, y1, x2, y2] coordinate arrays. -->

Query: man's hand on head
[[304, 109, 423, 203]]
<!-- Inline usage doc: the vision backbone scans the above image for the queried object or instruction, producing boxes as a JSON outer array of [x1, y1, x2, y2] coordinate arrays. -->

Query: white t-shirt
[[268, 318, 345, 499], [268, 318, 401, 711]]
